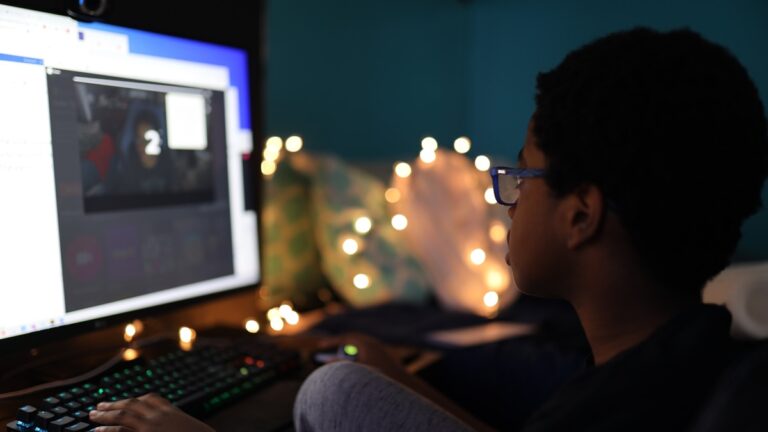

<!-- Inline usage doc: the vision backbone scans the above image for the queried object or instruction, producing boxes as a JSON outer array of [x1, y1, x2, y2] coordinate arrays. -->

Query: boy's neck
[[571, 273, 697, 366]]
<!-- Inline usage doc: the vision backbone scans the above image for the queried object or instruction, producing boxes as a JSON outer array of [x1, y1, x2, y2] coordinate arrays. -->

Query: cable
[[0, 332, 175, 400]]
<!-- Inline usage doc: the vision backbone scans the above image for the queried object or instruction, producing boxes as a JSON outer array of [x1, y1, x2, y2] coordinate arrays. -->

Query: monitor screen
[[0, 3, 260, 343]]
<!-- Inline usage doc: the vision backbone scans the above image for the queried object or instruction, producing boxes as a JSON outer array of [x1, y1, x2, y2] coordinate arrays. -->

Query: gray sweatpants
[[294, 361, 476, 432]]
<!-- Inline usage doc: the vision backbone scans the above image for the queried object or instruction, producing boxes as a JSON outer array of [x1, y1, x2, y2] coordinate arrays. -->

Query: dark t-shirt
[[521, 304, 734, 432]]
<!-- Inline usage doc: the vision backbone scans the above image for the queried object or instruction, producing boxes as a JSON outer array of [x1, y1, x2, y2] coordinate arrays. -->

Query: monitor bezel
[[0, 0, 265, 353]]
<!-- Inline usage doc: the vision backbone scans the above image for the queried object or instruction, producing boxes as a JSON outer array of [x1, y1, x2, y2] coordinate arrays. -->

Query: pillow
[[261, 155, 327, 309], [309, 154, 432, 308], [704, 261, 768, 339], [390, 149, 519, 316]]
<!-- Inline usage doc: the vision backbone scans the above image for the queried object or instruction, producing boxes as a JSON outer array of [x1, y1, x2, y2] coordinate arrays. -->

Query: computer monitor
[[0, 1, 262, 349]]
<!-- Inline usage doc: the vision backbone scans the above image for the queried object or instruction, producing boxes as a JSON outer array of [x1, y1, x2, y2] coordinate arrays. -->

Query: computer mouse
[[312, 343, 359, 365]]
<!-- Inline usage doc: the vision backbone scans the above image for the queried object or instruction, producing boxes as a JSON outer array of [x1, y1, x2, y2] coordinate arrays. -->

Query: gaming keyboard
[[5, 339, 302, 432]]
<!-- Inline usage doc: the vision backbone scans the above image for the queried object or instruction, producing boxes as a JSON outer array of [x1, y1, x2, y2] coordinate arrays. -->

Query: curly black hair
[[533, 27, 768, 296]]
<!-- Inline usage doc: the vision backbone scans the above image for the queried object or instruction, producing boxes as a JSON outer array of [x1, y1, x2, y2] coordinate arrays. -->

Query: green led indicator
[[240, 367, 249, 376], [343, 344, 358, 357]]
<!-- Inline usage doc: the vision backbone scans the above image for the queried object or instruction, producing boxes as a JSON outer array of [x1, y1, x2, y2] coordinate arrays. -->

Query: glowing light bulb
[[489, 221, 507, 243], [285, 311, 300, 325], [353, 273, 370, 289], [454, 137, 471, 154], [124, 323, 137, 342], [342, 238, 359, 255], [485, 270, 506, 289], [267, 307, 281, 321], [132, 320, 144, 333], [354, 217, 373, 234], [245, 319, 260, 334], [394, 162, 412, 178], [279, 304, 293, 318], [261, 160, 276, 176], [178, 326, 196, 344], [483, 291, 499, 307], [263, 147, 280, 162], [385, 188, 401, 203], [419, 149, 436, 164], [265, 136, 283, 151], [391, 214, 408, 231], [484, 187, 497, 204], [470, 248, 486, 265], [122, 348, 140, 361], [270, 318, 284, 331], [475, 155, 491, 171], [421, 137, 438, 151], [285, 136, 303, 152]]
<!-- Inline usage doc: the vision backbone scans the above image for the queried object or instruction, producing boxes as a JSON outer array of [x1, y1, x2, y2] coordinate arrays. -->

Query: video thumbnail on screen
[[76, 79, 215, 212]]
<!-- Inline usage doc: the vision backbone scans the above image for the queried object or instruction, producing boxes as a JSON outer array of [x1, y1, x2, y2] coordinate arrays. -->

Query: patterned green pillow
[[261, 155, 326, 309], [309, 155, 432, 307]]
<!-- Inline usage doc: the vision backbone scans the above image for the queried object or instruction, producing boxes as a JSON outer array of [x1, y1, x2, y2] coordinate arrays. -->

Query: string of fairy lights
[[117, 134, 510, 344], [258, 134, 510, 322]]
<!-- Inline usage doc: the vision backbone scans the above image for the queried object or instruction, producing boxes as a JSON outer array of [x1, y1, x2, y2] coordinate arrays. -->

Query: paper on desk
[[426, 322, 536, 347]]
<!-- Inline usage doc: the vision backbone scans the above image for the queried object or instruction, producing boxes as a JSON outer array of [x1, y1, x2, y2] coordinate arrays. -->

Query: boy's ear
[[562, 184, 606, 249]]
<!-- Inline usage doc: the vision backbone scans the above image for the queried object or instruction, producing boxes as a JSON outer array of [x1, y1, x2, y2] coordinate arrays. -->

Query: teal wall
[[266, 0, 768, 260], [266, 0, 470, 161], [467, 0, 768, 261]]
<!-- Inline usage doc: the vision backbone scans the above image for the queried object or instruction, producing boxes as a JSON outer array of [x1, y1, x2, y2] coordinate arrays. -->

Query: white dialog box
[[165, 92, 208, 150]]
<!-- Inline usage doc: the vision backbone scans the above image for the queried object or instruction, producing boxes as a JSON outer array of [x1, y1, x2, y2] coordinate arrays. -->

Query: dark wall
[[467, 0, 768, 260], [267, 0, 768, 261], [265, 0, 470, 161]]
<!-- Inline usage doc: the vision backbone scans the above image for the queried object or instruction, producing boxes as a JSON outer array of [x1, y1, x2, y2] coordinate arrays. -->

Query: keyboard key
[[49, 415, 75, 432], [34, 410, 56, 429], [57, 391, 74, 401], [43, 396, 61, 408], [65, 422, 92, 431], [65, 401, 82, 410], [71, 410, 89, 420], [51, 406, 69, 416], [16, 405, 37, 423]]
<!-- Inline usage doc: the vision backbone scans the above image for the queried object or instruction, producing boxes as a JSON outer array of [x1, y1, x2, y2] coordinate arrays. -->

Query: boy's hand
[[89, 393, 215, 432]]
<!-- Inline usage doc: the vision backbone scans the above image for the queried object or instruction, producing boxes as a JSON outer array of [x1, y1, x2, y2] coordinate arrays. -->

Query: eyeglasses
[[490, 166, 546, 206]]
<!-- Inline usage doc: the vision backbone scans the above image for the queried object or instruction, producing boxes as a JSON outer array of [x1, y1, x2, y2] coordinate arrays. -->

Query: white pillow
[[704, 261, 768, 340], [390, 149, 519, 316]]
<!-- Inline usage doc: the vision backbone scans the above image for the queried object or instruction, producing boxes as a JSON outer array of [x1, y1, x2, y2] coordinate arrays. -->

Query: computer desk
[[0, 297, 441, 432], [0, 327, 309, 432], [0, 291, 308, 431]]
